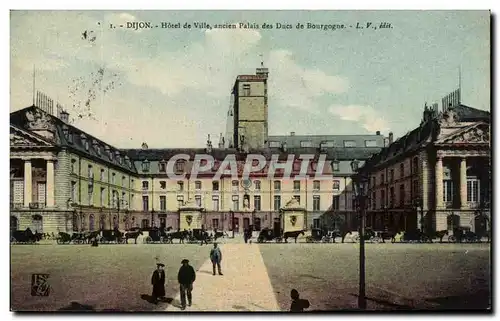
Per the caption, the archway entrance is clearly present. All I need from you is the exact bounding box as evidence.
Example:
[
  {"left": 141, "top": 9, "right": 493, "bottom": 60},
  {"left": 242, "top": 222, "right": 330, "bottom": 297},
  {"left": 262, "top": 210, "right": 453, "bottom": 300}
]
[
  {"left": 32, "top": 215, "right": 43, "bottom": 233},
  {"left": 446, "top": 213, "right": 460, "bottom": 231},
  {"left": 10, "top": 216, "right": 18, "bottom": 231},
  {"left": 474, "top": 214, "right": 489, "bottom": 236}
]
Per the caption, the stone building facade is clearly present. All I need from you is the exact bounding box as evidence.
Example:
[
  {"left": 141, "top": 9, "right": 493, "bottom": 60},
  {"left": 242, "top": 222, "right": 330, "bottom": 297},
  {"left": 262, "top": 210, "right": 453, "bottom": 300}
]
[
  {"left": 358, "top": 103, "right": 491, "bottom": 235},
  {"left": 10, "top": 66, "right": 385, "bottom": 235}
]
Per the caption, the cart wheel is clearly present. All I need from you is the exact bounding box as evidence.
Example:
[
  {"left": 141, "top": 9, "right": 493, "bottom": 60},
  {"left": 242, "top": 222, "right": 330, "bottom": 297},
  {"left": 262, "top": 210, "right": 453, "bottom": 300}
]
[
  {"left": 145, "top": 236, "right": 152, "bottom": 244},
  {"left": 372, "top": 237, "right": 380, "bottom": 243},
  {"left": 448, "top": 235, "right": 456, "bottom": 243},
  {"left": 353, "top": 235, "right": 360, "bottom": 243},
  {"left": 391, "top": 237, "right": 396, "bottom": 243}
]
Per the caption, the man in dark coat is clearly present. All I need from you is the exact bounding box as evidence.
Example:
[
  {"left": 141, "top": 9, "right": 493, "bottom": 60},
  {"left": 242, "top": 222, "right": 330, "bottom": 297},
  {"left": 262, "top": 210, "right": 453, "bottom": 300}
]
[
  {"left": 210, "top": 242, "right": 223, "bottom": 275},
  {"left": 151, "top": 263, "right": 166, "bottom": 304},
  {"left": 290, "top": 289, "right": 310, "bottom": 312},
  {"left": 177, "top": 259, "right": 196, "bottom": 310}
]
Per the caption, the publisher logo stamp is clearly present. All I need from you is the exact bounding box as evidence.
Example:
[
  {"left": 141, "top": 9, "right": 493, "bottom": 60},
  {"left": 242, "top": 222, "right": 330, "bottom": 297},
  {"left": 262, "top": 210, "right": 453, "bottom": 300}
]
[{"left": 31, "top": 273, "right": 50, "bottom": 296}]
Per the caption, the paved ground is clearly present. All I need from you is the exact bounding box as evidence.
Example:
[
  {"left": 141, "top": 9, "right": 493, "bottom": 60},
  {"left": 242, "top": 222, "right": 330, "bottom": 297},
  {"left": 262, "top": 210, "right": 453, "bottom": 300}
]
[
  {"left": 259, "top": 242, "right": 491, "bottom": 311},
  {"left": 10, "top": 238, "right": 491, "bottom": 312}
]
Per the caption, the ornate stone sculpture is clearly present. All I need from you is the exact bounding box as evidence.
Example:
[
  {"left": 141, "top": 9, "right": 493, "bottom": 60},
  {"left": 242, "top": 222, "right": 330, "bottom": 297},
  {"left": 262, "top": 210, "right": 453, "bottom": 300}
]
[
  {"left": 10, "top": 133, "right": 34, "bottom": 146},
  {"left": 26, "top": 109, "right": 55, "bottom": 131},
  {"left": 439, "top": 108, "right": 459, "bottom": 127},
  {"left": 454, "top": 126, "right": 490, "bottom": 144}
]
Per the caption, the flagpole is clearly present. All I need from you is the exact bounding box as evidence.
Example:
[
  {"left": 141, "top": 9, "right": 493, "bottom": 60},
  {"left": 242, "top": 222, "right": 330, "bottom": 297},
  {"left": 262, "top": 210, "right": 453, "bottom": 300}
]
[
  {"left": 32, "top": 65, "right": 36, "bottom": 105},
  {"left": 458, "top": 65, "right": 462, "bottom": 104}
]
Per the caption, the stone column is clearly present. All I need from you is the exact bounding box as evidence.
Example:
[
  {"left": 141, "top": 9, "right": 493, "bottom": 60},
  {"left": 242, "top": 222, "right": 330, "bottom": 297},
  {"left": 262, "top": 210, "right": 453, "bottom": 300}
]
[
  {"left": 460, "top": 158, "right": 468, "bottom": 209},
  {"left": 46, "top": 160, "right": 55, "bottom": 207},
  {"left": 435, "top": 157, "right": 444, "bottom": 209},
  {"left": 23, "top": 160, "right": 32, "bottom": 207}
]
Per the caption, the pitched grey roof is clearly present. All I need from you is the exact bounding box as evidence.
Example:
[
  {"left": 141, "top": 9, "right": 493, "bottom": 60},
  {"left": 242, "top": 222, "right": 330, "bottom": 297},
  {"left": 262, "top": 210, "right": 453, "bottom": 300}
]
[{"left": 268, "top": 134, "right": 385, "bottom": 148}]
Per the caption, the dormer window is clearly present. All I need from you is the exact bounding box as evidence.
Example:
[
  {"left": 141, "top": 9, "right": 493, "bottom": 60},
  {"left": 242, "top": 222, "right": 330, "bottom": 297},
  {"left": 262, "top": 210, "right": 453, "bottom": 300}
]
[
  {"left": 159, "top": 161, "right": 166, "bottom": 173},
  {"left": 62, "top": 125, "right": 69, "bottom": 138},
  {"left": 175, "top": 160, "right": 185, "bottom": 173},
  {"left": 84, "top": 141, "right": 89, "bottom": 151},
  {"left": 68, "top": 131, "right": 74, "bottom": 144},
  {"left": 109, "top": 150, "right": 114, "bottom": 161},
  {"left": 115, "top": 151, "right": 121, "bottom": 164},
  {"left": 331, "top": 159, "right": 340, "bottom": 172},
  {"left": 142, "top": 159, "right": 150, "bottom": 172}
]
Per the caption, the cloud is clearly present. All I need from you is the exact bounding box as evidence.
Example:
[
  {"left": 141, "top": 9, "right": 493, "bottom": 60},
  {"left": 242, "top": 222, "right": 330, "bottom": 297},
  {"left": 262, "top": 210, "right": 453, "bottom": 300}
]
[{"left": 328, "top": 105, "right": 390, "bottom": 133}]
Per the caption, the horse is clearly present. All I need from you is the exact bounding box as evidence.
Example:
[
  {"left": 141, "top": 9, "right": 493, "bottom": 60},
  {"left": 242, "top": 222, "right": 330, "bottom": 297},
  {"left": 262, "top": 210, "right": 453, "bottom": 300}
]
[
  {"left": 11, "top": 228, "right": 40, "bottom": 244},
  {"left": 213, "top": 231, "right": 227, "bottom": 241},
  {"left": 283, "top": 230, "right": 305, "bottom": 243},
  {"left": 124, "top": 229, "right": 143, "bottom": 244},
  {"left": 340, "top": 230, "right": 352, "bottom": 243},
  {"left": 86, "top": 231, "right": 101, "bottom": 244},
  {"left": 166, "top": 230, "right": 188, "bottom": 244},
  {"left": 426, "top": 230, "right": 448, "bottom": 243}
]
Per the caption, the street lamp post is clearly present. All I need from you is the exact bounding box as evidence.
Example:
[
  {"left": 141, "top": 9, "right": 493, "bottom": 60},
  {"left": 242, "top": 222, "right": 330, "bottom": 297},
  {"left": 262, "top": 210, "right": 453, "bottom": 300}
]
[
  {"left": 351, "top": 159, "right": 367, "bottom": 310},
  {"left": 414, "top": 198, "right": 424, "bottom": 233},
  {"left": 230, "top": 210, "right": 235, "bottom": 238}
]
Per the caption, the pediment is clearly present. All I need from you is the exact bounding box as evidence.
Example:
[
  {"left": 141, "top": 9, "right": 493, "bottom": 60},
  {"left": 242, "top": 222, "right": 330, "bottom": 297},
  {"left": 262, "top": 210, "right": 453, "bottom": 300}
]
[
  {"left": 10, "top": 125, "right": 54, "bottom": 148},
  {"left": 437, "top": 122, "right": 490, "bottom": 145}
]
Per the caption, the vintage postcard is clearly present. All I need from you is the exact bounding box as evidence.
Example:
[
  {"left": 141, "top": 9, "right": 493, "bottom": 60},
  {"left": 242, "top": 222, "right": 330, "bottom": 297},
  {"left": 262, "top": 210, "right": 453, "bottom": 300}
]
[{"left": 9, "top": 10, "right": 491, "bottom": 312}]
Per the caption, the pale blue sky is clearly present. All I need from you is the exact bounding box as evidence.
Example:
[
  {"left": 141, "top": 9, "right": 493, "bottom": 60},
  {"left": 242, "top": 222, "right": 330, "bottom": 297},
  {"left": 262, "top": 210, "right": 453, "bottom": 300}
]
[{"left": 10, "top": 10, "right": 490, "bottom": 148}]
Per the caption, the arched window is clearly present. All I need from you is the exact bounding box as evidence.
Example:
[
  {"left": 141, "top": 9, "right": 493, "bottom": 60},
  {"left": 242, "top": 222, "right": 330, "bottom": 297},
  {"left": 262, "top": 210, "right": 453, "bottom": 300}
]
[
  {"left": 99, "top": 215, "right": 105, "bottom": 230},
  {"left": 89, "top": 214, "right": 95, "bottom": 231},
  {"left": 72, "top": 213, "right": 78, "bottom": 232}
]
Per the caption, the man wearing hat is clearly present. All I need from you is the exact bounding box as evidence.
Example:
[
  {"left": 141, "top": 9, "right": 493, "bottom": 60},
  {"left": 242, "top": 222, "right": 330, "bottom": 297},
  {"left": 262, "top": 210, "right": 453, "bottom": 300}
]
[
  {"left": 151, "top": 263, "right": 166, "bottom": 304},
  {"left": 210, "top": 242, "right": 223, "bottom": 276},
  {"left": 177, "top": 259, "right": 196, "bottom": 310}
]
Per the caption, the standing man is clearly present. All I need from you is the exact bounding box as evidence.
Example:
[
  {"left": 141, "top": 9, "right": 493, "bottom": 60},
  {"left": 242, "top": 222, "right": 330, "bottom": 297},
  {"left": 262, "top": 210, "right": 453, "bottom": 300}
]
[
  {"left": 151, "top": 263, "right": 166, "bottom": 304},
  {"left": 177, "top": 259, "right": 196, "bottom": 310},
  {"left": 210, "top": 242, "right": 223, "bottom": 276}
]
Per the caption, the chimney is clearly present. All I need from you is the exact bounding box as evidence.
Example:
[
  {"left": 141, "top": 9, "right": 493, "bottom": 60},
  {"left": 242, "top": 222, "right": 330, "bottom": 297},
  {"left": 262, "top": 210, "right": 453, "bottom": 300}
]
[
  {"left": 60, "top": 110, "right": 69, "bottom": 124},
  {"left": 290, "top": 132, "right": 295, "bottom": 136},
  {"left": 376, "top": 131, "right": 381, "bottom": 136},
  {"left": 388, "top": 132, "right": 394, "bottom": 144}
]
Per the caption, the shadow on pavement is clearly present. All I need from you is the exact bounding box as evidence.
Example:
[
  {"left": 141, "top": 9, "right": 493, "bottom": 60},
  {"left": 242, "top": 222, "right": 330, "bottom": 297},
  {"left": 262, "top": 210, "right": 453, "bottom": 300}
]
[
  {"left": 140, "top": 294, "right": 177, "bottom": 306},
  {"left": 425, "top": 291, "right": 491, "bottom": 310},
  {"left": 198, "top": 270, "right": 214, "bottom": 275},
  {"left": 232, "top": 304, "right": 251, "bottom": 311},
  {"left": 57, "top": 301, "right": 96, "bottom": 311},
  {"left": 349, "top": 293, "right": 413, "bottom": 310}
]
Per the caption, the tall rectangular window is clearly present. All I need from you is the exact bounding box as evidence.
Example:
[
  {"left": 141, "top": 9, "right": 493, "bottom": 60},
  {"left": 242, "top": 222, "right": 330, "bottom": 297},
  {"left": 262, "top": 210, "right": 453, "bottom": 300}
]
[
  {"left": 313, "top": 195, "right": 320, "bottom": 211},
  {"left": 71, "top": 159, "right": 76, "bottom": 174},
  {"left": 88, "top": 165, "right": 93, "bottom": 179},
  {"left": 313, "top": 180, "right": 320, "bottom": 191},
  {"left": 274, "top": 195, "right": 281, "bottom": 211},
  {"left": 142, "top": 196, "right": 149, "bottom": 212},
  {"left": 467, "top": 179, "right": 480, "bottom": 203},
  {"left": 380, "top": 190, "right": 385, "bottom": 207},
  {"left": 195, "top": 181, "right": 202, "bottom": 190},
  {"left": 254, "top": 195, "right": 261, "bottom": 211},
  {"left": 254, "top": 180, "right": 261, "bottom": 191},
  {"left": 242, "top": 84, "right": 251, "bottom": 96},
  {"left": 195, "top": 195, "right": 202, "bottom": 207},
  {"left": 159, "top": 162, "right": 166, "bottom": 173},
  {"left": 274, "top": 180, "right": 281, "bottom": 191},
  {"left": 100, "top": 187, "right": 105, "bottom": 207},
  {"left": 212, "top": 218, "right": 219, "bottom": 230},
  {"left": 333, "top": 180, "right": 340, "bottom": 191},
  {"left": 293, "top": 180, "right": 301, "bottom": 191},
  {"left": 332, "top": 196, "right": 340, "bottom": 210},
  {"left": 294, "top": 195, "right": 301, "bottom": 205},
  {"left": 88, "top": 184, "right": 94, "bottom": 205},
  {"left": 212, "top": 181, "right": 219, "bottom": 191},
  {"left": 400, "top": 163, "right": 405, "bottom": 179},
  {"left": 212, "top": 196, "right": 219, "bottom": 211},
  {"left": 232, "top": 180, "right": 239, "bottom": 192},
  {"left": 444, "top": 180, "right": 454, "bottom": 203},
  {"left": 159, "top": 196, "right": 166, "bottom": 211},
  {"left": 413, "top": 180, "right": 419, "bottom": 198},
  {"left": 71, "top": 181, "right": 77, "bottom": 202},
  {"left": 389, "top": 187, "right": 394, "bottom": 207},
  {"left": 399, "top": 184, "right": 405, "bottom": 206},
  {"left": 313, "top": 218, "right": 320, "bottom": 229},
  {"left": 177, "top": 196, "right": 184, "bottom": 208},
  {"left": 177, "top": 181, "right": 184, "bottom": 192},
  {"left": 232, "top": 199, "right": 239, "bottom": 211},
  {"left": 100, "top": 169, "right": 105, "bottom": 181},
  {"left": 111, "top": 173, "right": 116, "bottom": 185}
]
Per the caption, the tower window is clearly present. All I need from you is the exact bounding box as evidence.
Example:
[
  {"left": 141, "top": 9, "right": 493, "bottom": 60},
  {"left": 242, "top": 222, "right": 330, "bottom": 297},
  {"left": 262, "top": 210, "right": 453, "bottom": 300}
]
[{"left": 242, "top": 84, "right": 251, "bottom": 96}]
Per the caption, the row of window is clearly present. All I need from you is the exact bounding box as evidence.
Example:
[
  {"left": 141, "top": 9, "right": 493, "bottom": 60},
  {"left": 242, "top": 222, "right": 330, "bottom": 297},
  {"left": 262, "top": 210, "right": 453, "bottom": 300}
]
[
  {"left": 71, "top": 161, "right": 134, "bottom": 188},
  {"left": 141, "top": 180, "right": 343, "bottom": 192},
  {"left": 371, "top": 157, "right": 419, "bottom": 187},
  {"left": 443, "top": 179, "right": 481, "bottom": 203},
  {"left": 71, "top": 182, "right": 132, "bottom": 208},
  {"left": 142, "top": 159, "right": 343, "bottom": 173},
  {"left": 268, "top": 140, "right": 378, "bottom": 148},
  {"left": 141, "top": 194, "right": 335, "bottom": 212}
]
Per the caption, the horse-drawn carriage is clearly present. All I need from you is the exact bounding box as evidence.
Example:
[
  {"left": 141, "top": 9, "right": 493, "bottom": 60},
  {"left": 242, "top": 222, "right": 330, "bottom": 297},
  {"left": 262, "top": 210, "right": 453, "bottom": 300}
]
[
  {"left": 306, "top": 228, "right": 334, "bottom": 243},
  {"left": 10, "top": 228, "right": 42, "bottom": 244},
  {"left": 144, "top": 228, "right": 169, "bottom": 244},
  {"left": 187, "top": 229, "right": 212, "bottom": 244},
  {"left": 99, "top": 229, "right": 125, "bottom": 244},
  {"left": 448, "top": 227, "right": 483, "bottom": 243},
  {"left": 257, "top": 228, "right": 282, "bottom": 243},
  {"left": 351, "top": 228, "right": 382, "bottom": 243}
]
